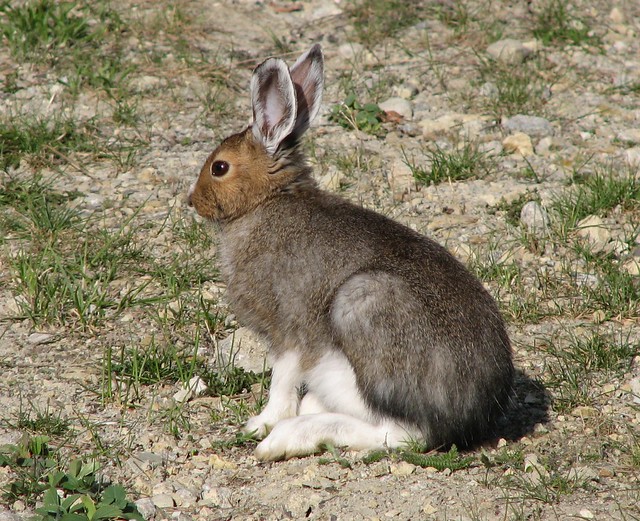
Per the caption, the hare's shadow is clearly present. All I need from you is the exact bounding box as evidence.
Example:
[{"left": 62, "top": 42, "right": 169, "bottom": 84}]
[{"left": 492, "top": 368, "right": 551, "bottom": 443}]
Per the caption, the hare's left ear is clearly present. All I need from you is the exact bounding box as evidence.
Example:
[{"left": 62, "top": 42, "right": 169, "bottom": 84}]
[
  {"left": 289, "top": 44, "right": 324, "bottom": 140},
  {"left": 251, "top": 57, "right": 297, "bottom": 155}
]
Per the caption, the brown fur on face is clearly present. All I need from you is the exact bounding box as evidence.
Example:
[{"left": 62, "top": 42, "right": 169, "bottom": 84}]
[{"left": 189, "top": 128, "right": 306, "bottom": 222}]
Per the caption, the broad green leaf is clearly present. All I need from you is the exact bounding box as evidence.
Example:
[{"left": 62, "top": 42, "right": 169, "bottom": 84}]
[{"left": 93, "top": 504, "right": 124, "bottom": 520}]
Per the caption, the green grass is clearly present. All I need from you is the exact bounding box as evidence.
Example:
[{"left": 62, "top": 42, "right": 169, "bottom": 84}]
[
  {"left": 475, "top": 56, "right": 548, "bottom": 118},
  {"left": 551, "top": 165, "right": 640, "bottom": 237},
  {"left": 0, "top": 114, "right": 99, "bottom": 170},
  {"left": 0, "top": 0, "right": 94, "bottom": 62},
  {"left": 531, "top": 0, "right": 598, "bottom": 47},
  {"left": 540, "top": 328, "right": 638, "bottom": 412},
  {"left": 490, "top": 190, "right": 542, "bottom": 228},
  {"left": 346, "top": 0, "right": 428, "bottom": 47},
  {"left": 8, "top": 402, "right": 71, "bottom": 438},
  {"left": 0, "top": 174, "right": 157, "bottom": 327},
  {"left": 404, "top": 140, "right": 494, "bottom": 186}
]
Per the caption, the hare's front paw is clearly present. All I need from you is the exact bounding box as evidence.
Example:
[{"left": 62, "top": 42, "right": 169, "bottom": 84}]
[
  {"left": 243, "top": 414, "right": 273, "bottom": 439},
  {"left": 254, "top": 416, "right": 321, "bottom": 461}
]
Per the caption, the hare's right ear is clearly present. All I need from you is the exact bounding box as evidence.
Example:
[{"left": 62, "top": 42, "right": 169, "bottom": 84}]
[
  {"left": 251, "top": 58, "right": 297, "bottom": 155},
  {"left": 289, "top": 44, "right": 324, "bottom": 140}
]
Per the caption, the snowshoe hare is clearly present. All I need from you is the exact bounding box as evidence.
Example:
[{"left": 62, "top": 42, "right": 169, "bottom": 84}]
[{"left": 188, "top": 44, "right": 514, "bottom": 461}]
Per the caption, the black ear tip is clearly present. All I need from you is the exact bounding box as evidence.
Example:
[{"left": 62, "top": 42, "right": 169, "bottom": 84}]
[{"left": 309, "top": 43, "right": 322, "bottom": 57}]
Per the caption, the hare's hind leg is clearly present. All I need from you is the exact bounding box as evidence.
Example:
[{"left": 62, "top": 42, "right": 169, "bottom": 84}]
[
  {"left": 254, "top": 413, "right": 418, "bottom": 461},
  {"left": 244, "top": 350, "right": 302, "bottom": 438},
  {"left": 255, "top": 350, "right": 422, "bottom": 461}
]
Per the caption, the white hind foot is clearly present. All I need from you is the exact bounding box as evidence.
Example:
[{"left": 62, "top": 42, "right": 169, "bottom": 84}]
[
  {"left": 244, "top": 351, "right": 302, "bottom": 438},
  {"left": 254, "top": 413, "right": 420, "bottom": 461}
]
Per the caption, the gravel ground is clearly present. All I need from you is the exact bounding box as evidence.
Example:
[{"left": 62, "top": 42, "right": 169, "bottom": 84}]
[{"left": 1, "top": 0, "right": 639, "bottom": 520}]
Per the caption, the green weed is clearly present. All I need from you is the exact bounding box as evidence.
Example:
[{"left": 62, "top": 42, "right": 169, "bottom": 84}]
[
  {"left": 0, "top": 435, "right": 142, "bottom": 520},
  {"left": 400, "top": 445, "right": 474, "bottom": 472},
  {"left": 330, "top": 93, "right": 383, "bottom": 135},
  {"left": 551, "top": 165, "right": 640, "bottom": 237}
]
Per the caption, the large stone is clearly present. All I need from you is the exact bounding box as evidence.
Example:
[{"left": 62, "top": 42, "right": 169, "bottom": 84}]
[
  {"left": 576, "top": 215, "right": 612, "bottom": 252},
  {"left": 503, "top": 115, "right": 554, "bottom": 137},
  {"left": 486, "top": 39, "right": 532, "bottom": 64},
  {"left": 379, "top": 97, "right": 413, "bottom": 120},
  {"left": 617, "top": 128, "right": 640, "bottom": 145},
  {"left": 216, "top": 327, "right": 269, "bottom": 373},
  {"left": 520, "top": 201, "right": 549, "bottom": 233},
  {"left": 502, "top": 132, "right": 534, "bottom": 156}
]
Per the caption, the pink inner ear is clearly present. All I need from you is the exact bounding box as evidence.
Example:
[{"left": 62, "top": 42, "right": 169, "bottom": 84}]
[{"left": 265, "top": 95, "right": 285, "bottom": 132}]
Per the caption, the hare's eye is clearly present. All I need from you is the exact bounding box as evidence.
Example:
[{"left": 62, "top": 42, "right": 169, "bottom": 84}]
[{"left": 211, "top": 160, "right": 229, "bottom": 177}]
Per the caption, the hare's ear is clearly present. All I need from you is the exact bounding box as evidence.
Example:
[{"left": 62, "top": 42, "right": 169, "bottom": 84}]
[
  {"left": 289, "top": 44, "right": 324, "bottom": 140},
  {"left": 251, "top": 58, "right": 297, "bottom": 154}
]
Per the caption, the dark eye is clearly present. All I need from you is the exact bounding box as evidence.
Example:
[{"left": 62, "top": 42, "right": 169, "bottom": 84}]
[{"left": 211, "top": 160, "right": 229, "bottom": 177}]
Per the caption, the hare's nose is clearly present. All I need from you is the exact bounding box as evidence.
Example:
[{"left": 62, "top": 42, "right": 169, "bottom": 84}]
[{"left": 186, "top": 183, "right": 196, "bottom": 207}]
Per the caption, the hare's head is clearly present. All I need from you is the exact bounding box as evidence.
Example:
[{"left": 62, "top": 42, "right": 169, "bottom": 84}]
[{"left": 188, "top": 44, "right": 324, "bottom": 221}]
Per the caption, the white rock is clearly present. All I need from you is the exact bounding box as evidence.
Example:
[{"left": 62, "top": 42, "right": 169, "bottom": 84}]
[
  {"left": 151, "top": 494, "right": 174, "bottom": 509},
  {"left": 609, "top": 7, "right": 625, "bottom": 24},
  {"left": 337, "top": 42, "right": 364, "bottom": 61},
  {"left": 617, "top": 128, "right": 640, "bottom": 144},
  {"left": 134, "top": 498, "right": 157, "bottom": 520},
  {"left": 520, "top": 201, "right": 549, "bottom": 233},
  {"left": 486, "top": 39, "right": 532, "bottom": 64},
  {"left": 216, "top": 327, "right": 269, "bottom": 373},
  {"left": 503, "top": 115, "right": 554, "bottom": 137},
  {"left": 625, "top": 147, "right": 640, "bottom": 165},
  {"left": 622, "top": 258, "right": 640, "bottom": 276},
  {"left": 173, "top": 376, "right": 208, "bottom": 403},
  {"left": 536, "top": 136, "right": 554, "bottom": 155},
  {"left": 132, "top": 75, "right": 163, "bottom": 92},
  {"left": 389, "top": 159, "right": 415, "bottom": 197},
  {"left": 576, "top": 215, "right": 612, "bottom": 252},
  {"left": 378, "top": 97, "right": 413, "bottom": 120},
  {"left": 319, "top": 168, "right": 345, "bottom": 191},
  {"left": 502, "top": 132, "right": 534, "bottom": 156},
  {"left": 27, "top": 333, "right": 56, "bottom": 345},
  {"left": 629, "top": 376, "right": 640, "bottom": 404},
  {"left": 390, "top": 461, "right": 416, "bottom": 476}
]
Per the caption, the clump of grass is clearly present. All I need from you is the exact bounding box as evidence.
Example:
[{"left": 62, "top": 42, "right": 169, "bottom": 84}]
[
  {"left": 404, "top": 141, "right": 494, "bottom": 186},
  {"left": 0, "top": 115, "right": 98, "bottom": 170},
  {"left": 346, "top": 0, "right": 427, "bottom": 46},
  {"left": 1, "top": 174, "right": 156, "bottom": 327},
  {"left": 0, "top": 0, "right": 93, "bottom": 62},
  {"left": 532, "top": 0, "right": 597, "bottom": 46},
  {"left": 551, "top": 165, "right": 640, "bottom": 236},
  {"left": 490, "top": 190, "right": 542, "bottom": 227},
  {"left": 9, "top": 402, "right": 71, "bottom": 438},
  {"left": 540, "top": 328, "right": 638, "bottom": 412},
  {"left": 475, "top": 57, "right": 548, "bottom": 118}
]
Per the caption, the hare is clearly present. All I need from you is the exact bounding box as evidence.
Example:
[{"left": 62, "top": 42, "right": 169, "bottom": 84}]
[{"left": 188, "top": 44, "right": 514, "bottom": 461}]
